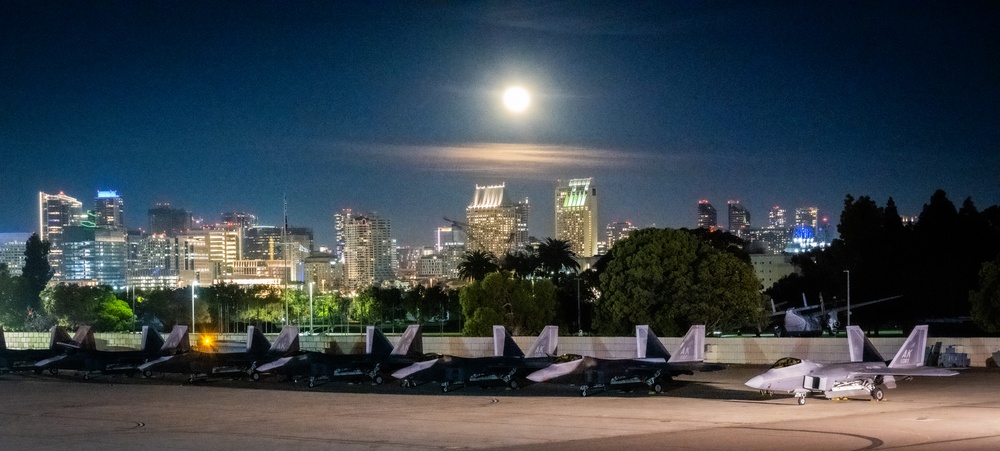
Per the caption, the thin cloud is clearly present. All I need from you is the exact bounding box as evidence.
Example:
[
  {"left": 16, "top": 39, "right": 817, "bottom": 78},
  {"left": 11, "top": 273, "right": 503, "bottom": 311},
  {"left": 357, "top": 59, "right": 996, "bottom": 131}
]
[{"left": 345, "top": 142, "right": 646, "bottom": 177}]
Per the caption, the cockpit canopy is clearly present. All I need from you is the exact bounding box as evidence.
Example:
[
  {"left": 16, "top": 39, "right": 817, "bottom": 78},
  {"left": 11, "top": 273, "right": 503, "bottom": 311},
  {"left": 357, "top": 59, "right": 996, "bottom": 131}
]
[{"left": 770, "top": 357, "right": 802, "bottom": 369}]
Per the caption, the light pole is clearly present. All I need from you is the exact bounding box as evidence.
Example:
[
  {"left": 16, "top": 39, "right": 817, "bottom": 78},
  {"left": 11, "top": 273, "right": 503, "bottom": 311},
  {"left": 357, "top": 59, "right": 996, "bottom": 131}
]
[
  {"left": 191, "top": 280, "right": 197, "bottom": 334},
  {"left": 843, "top": 270, "right": 851, "bottom": 327},
  {"left": 576, "top": 276, "right": 582, "bottom": 336},
  {"left": 309, "top": 281, "right": 315, "bottom": 334}
]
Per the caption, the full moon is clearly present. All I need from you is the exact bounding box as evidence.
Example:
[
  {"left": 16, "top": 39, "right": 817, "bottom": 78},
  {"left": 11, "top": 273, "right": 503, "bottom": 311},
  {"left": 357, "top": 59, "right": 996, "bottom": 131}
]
[{"left": 503, "top": 86, "right": 531, "bottom": 112}]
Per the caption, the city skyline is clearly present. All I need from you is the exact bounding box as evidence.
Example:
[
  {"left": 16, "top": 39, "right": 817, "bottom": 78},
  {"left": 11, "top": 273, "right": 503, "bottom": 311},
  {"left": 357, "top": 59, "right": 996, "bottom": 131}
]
[{"left": 3, "top": 2, "right": 997, "bottom": 247}]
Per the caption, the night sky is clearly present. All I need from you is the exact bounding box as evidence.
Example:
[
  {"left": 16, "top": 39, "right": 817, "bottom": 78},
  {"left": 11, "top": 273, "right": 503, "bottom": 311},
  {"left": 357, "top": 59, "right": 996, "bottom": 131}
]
[{"left": 3, "top": 1, "right": 998, "bottom": 247}]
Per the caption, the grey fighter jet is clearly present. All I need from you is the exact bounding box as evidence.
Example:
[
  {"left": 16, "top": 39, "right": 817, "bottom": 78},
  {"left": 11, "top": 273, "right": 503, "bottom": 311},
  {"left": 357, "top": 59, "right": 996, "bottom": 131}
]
[
  {"left": 0, "top": 325, "right": 76, "bottom": 373},
  {"left": 745, "top": 325, "right": 958, "bottom": 405},
  {"left": 254, "top": 324, "right": 424, "bottom": 387},
  {"left": 392, "top": 325, "right": 558, "bottom": 392},
  {"left": 33, "top": 325, "right": 188, "bottom": 378},
  {"left": 526, "top": 325, "right": 722, "bottom": 396},
  {"left": 139, "top": 325, "right": 298, "bottom": 382}
]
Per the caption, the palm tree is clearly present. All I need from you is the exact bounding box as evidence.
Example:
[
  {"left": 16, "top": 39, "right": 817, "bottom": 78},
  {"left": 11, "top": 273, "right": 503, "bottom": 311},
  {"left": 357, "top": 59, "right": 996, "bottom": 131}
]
[
  {"left": 457, "top": 250, "right": 499, "bottom": 282},
  {"left": 536, "top": 238, "right": 580, "bottom": 281},
  {"left": 500, "top": 251, "right": 539, "bottom": 279}
]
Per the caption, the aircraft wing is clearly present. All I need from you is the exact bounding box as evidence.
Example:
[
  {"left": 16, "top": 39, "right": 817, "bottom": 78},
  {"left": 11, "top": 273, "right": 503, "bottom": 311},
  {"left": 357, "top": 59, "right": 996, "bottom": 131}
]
[
  {"left": 848, "top": 367, "right": 959, "bottom": 378},
  {"left": 255, "top": 355, "right": 296, "bottom": 373}
]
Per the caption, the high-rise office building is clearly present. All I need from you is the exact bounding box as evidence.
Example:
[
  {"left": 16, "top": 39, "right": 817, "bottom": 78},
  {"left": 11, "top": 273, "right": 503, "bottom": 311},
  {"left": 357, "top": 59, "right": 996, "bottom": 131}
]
[
  {"left": 605, "top": 221, "right": 637, "bottom": 252},
  {"left": 768, "top": 205, "right": 786, "bottom": 229},
  {"left": 697, "top": 200, "right": 717, "bottom": 229},
  {"left": 435, "top": 226, "right": 465, "bottom": 280},
  {"left": 728, "top": 200, "right": 751, "bottom": 236},
  {"left": 0, "top": 233, "right": 31, "bottom": 276},
  {"left": 465, "top": 183, "right": 530, "bottom": 257},
  {"left": 795, "top": 207, "right": 819, "bottom": 229},
  {"left": 148, "top": 203, "right": 191, "bottom": 236},
  {"left": 555, "top": 178, "right": 598, "bottom": 257},
  {"left": 221, "top": 211, "right": 258, "bottom": 230},
  {"left": 342, "top": 212, "right": 394, "bottom": 290},
  {"left": 333, "top": 208, "right": 351, "bottom": 263},
  {"left": 126, "top": 233, "right": 182, "bottom": 290},
  {"left": 60, "top": 226, "right": 127, "bottom": 288},
  {"left": 94, "top": 190, "right": 124, "bottom": 230},
  {"left": 39, "top": 191, "right": 84, "bottom": 280}
]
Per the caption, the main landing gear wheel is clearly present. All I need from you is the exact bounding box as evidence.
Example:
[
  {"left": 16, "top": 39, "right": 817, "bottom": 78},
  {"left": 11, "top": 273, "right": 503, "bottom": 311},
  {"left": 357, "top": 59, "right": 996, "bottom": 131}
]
[
  {"left": 49, "top": 368, "right": 58, "bottom": 376},
  {"left": 373, "top": 375, "right": 384, "bottom": 385},
  {"left": 652, "top": 383, "right": 663, "bottom": 394},
  {"left": 871, "top": 387, "right": 885, "bottom": 402},
  {"left": 508, "top": 379, "right": 519, "bottom": 390},
  {"left": 142, "top": 369, "right": 153, "bottom": 378},
  {"left": 797, "top": 395, "right": 807, "bottom": 405},
  {"left": 251, "top": 371, "right": 261, "bottom": 381}
]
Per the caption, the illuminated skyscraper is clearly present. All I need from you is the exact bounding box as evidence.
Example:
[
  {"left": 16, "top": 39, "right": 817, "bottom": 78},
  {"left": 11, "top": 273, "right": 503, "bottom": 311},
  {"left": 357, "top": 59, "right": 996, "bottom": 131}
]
[
  {"left": 94, "top": 190, "right": 124, "bottom": 230},
  {"left": 605, "top": 220, "right": 637, "bottom": 252},
  {"left": 697, "top": 200, "right": 717, "bottom": 229},
  {"left": 728, "top": 200, "right": 751, "bottom": 236},
  {"left": 465, "top": 184, "right": 530, "bottom": 257},
  {"left": 39, "top": 191, "right": 84, "bottom": 280},
  {"left": 342, "top": 212, "right": 394, "bottom": 290},
  {"left": 795, "top": 207, "right": 819, "bottom": 229},
  {"left": 148, "top": 203, "right": 191, "bottom": 236},
  {"left": 555, "top": 178, "right": 598, "bottom": 257},
  {"left": 0, "top": 233, "right": 31, "bottom": 276},
  {"left": 768, "top": 205, "right": 786, "bottom": 228}
]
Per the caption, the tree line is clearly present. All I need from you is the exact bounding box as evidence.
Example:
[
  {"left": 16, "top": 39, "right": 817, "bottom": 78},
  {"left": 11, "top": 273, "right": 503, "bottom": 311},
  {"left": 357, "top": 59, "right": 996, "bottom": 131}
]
[{"left": 766, "top": 189, "right": 1000, "bottom": 334}]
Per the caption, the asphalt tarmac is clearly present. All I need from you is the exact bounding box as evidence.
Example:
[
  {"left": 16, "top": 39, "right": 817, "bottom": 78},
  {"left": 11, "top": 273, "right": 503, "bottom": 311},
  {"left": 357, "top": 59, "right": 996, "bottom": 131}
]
[{"left": 1, "top": 365, "right": 998, "bottom": 450}]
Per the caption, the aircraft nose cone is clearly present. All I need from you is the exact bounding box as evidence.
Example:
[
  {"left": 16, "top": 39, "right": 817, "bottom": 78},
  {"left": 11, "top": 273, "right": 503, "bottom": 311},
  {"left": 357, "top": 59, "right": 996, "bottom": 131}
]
[{"left": 745, "top": 375, "right": 765, "bottom": 389}]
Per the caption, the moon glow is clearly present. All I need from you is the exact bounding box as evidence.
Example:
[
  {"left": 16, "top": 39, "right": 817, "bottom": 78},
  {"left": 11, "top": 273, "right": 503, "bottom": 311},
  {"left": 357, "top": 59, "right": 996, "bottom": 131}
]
[{"left": 503, "top": 86, "right": 531, "bottom": 112}]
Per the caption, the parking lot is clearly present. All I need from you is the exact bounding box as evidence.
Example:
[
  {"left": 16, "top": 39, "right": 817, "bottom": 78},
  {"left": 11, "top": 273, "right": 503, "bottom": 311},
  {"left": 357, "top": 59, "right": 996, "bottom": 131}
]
[{"left": 2, "top": 365, "right": 999, "bottom": 450}]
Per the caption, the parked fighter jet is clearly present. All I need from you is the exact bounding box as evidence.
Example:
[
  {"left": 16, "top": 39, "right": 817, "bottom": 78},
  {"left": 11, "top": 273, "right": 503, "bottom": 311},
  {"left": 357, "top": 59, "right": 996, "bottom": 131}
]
[
  {"left": 0, "top": 325, "right": 76, "bottom": 373},
  {"left": 139, "top": 325, "right": 299, "bottom": 382},
  {"left": 744, "top": 325, "right": 958, "bottom": 405},
  {"left": 255, "top": 324, "right": 424, "bottom": 387},
  {"left": 526, "top": 325, "right": 721, "bottom": 396},
  {"left": 33, "top": 325, "right": 187, "bottom": 379},
  {"left": 392, "top": 325, "right": 558, "bottom": 392},
  {"left": 770, "top": 294, "right": 901, "bottom": 337}
]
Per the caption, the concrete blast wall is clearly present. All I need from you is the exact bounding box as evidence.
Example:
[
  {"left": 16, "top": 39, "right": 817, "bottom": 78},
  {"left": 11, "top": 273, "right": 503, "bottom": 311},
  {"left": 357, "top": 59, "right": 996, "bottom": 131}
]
[{"left": 6, "top": 331, "right": 999, "bottom": 367}]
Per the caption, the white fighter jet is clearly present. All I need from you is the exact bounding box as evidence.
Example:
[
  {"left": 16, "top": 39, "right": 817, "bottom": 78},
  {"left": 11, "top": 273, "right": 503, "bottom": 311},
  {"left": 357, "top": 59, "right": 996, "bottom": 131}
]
[{"left": 745, "top": 325, "right": 958, "bottom": 405}]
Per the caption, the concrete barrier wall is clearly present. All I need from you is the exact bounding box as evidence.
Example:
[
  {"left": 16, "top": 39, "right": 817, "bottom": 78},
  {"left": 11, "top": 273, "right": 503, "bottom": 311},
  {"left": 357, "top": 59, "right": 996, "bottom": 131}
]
[{"left": 6, "top": 331, "right": 1000, "bottom": 367}]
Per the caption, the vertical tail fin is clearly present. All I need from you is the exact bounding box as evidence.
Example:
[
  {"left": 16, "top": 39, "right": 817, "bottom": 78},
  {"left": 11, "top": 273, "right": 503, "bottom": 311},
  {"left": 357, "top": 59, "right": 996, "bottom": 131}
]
[
  {"left": 668, "top": 325, "right": 705, "bottom": 363},
  {"left": 888, "top": 325, "right": 929, "bottom": 368},
  {"left": 162, "top": 325, "right": 190, "bottom": 353},
  {"left": 366, "top": 326, "right": 393, "bottom": 355},
  {"left": 493, "top": 325, "right": 525, "bottom": 358},
  {"left": 270, "top": 326, "right": 300, "bottom": 354},
  {"left": 140, "top": 326, "right": 166, "bottom": 353},
  {"left": 246, "top": 326, "right": 271, "bottom": 354},
  {"left": 73, "top": 326, "right": 96, "bottom": 350},
  {"left": 525, "top": 325, "right": 558, "bottom": 358},
  {"left": 390, "top": 324, "right": 423, "bottom": 356},
  {"left": 636, "top": 325, "right": 672, "bottom": 359},
  {"left": 49, "top": 326, "right": 72, "bottom": 350},
  {"left": 847, "top": 326, "right": 885, "bottom": 362}
]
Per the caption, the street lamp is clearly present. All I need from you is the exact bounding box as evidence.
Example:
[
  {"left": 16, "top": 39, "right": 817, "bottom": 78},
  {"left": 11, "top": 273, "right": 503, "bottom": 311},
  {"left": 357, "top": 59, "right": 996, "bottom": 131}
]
[
  {"left": 576, "top": 276, "right": 582, "bottom": 336},
  {"left": 309, "top": 281, "right": 315, "bottom": 334},
  {"left": 191, "top": 280, "right": 198, "bottom": 334},
  {"left": 843, "top": 270, "right": 851, "bottom": 327}
]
